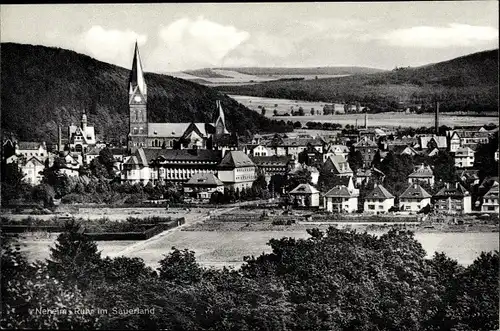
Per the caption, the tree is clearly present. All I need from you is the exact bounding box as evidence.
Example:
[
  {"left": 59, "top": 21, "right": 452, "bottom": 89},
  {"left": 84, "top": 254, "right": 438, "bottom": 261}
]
[
  {"left": 430, "top": 151, "right": 456, "bottom": 183},
  {"left": 0, "top": 161, "right": 31, "bottom": 205},
  {"left": 347, "top": 146, "right": 364, "bottom": 173},
  {"left": 293, "top": 121, "right": 302, "bottom": 129},
  {"left": 310, "top": 108, "right": 315, "bottom": 115},
  {"left": 273, "top": 109, "right": 278, "bottom": 116},
  {"left": 379, "top": 151, "right": 414, "bottom": 194},
  {"left": 474, "top": 135, "right": 499, "bottom": 181},
  {"left": 298, "top": 107, "right": 305, "bottom": 116},
  {"left": 285, "top": 168, "right": 312, "bottom": 192},
  {"left": 261, "top": 107, "right": 266, "bottom": 116},
  {"left": 158, "top": 247, "right": 203, "bottom": 285}
]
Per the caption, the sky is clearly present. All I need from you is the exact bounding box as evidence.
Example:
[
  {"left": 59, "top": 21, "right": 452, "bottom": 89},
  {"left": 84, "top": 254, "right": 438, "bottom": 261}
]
[{"left": 1, "top": 2, "right": 498, "bottom": 72}]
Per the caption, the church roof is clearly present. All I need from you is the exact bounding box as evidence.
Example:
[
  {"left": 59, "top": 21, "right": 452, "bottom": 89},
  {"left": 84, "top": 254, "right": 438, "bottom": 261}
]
[
  {"left": 148, "top": 123, "right": 208, "bottom": 138},
  {"left": 366, "top": 184, "right": 394, "bottom": 199},
  {"left": 400, "top": 184, "right": 432, "bottom": 199},
  {"left": 129, "top": 42, "right": 147, "bottom": 96},
  {"left": 214, "top": 100, "right": 229, "bottom": 134},
  {"left": 218, "top": 151, "right": 255, "bottom": 169}
]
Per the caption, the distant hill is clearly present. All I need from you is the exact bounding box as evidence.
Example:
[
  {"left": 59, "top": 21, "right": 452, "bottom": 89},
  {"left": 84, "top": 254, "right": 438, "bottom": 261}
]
[
  {"left": 211, "top": 66, "right": 386, "bottom": 76},
  {"left": 217, "top": 49, "right": 499, "bottom": 113},
  {"left": 0, "top": 43, "right": 280, "bottom": 144}
]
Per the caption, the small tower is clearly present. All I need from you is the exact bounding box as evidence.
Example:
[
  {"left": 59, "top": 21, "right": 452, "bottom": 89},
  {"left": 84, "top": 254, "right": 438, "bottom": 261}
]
[
  {"left": 128, "top": 41, "right": 148, "bottom": 153},
  {"left": 81, "top": 110, "right": 87, "bottom": 132}
]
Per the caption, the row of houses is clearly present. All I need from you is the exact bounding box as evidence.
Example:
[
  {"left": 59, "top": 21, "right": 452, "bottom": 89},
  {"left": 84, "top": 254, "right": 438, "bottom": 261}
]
[{"left": 289, "top": 180, "right": 499, "bottom": 214}]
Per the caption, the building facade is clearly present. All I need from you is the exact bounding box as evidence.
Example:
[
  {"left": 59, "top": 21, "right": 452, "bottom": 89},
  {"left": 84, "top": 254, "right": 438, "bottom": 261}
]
[
  {"left": 217, "top": 151, "right": 257, "bottom": 190},
  {"left": 399, "top": 183, "right": 432, "bottom": 212},
  {"left": 364, "top": 184, "right": 395, "bottom": 214}
]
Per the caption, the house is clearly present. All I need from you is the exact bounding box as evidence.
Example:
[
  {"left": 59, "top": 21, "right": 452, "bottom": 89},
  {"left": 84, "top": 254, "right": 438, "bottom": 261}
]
[
  {"left": 408, "top": 164, "right": 435, "bottom": 187},
  {"left": 246, "top": 144, "right": 273, "bottom": 157},
  {"left": 454, "top": 146, "right": 475, "bottom": 168},
  {"left": 15, "top": 141, "right": 48, "bottom": 162},
  {"left": 250, "top": 155, "right": 292, "bottom": 185},
  {"left": 68, "top": 111, "right": 97, "bottom": 153},
  {"left": 19, "top": 156, "right": 45, "bottom": 185},
  {"left": 353, "top": 136, "right": 378, "bottom": 168},
  {"left": 298, "top": 143, "right": 324, "bottom": 168},
  {"left": 323, "top": 144, "right": 349, "bottom": 162},
  {"left": 323, "top": 155, "right": 353, "bottom": 179},
  {"left": 399, "top": 183, "right": 432, "bottom": 213},
  {"left": 388, "top": 145, "right": 418, "bottom": 156},
  {"left": 446, "top": 130, "right": 489, "bottom": 150},
  {"left": 217, "top": 151, "right": 257, "bottom": 190},
  {"left": 417, "top": 135, "right": 447, "bottom": 151},
  {"left": 324, "top": 177, "right": 359, "bottom": 213},
  {"left": 456, "top": 169, "right": 480, "bottom": 189},
  {"left": 183, "top": 173, "right": 225, "bottom": 203},
  {"left": 355, "top": 167, "right": 385, "bottom": 186},
  {"left": 481, "top": 183, "right": 499, "bottom": 213},
  {"left": 364, "top": 184, "right": 395, "bottom": 214},
  {"left": 289, "top": 183, "right": 320, "bottom": 207},
  {"left": 433, "top": 182, "right": 472, "bottom": 214},
  {"left": 267, "top": 137, "right": 324, "bottom": 158}
]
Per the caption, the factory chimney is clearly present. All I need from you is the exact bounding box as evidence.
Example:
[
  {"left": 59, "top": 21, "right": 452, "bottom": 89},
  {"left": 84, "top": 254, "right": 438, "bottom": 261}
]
[
  {"left": 435, "top": 101, "right": 440, "bottom": 135},
  {"left": 58, "top": 125, "right": 62, "bottom": 152},
  {"left": 364, "top": 111, "right": 368, "bottom": 129}
]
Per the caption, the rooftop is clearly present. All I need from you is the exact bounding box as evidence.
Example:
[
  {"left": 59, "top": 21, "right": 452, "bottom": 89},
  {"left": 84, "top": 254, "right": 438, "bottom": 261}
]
[{"left": 289, "top": 183, "right": 320, "bottom": 195}]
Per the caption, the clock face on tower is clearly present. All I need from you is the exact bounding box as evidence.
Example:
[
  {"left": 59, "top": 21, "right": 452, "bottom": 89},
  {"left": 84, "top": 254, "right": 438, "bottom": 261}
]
[{"left": 134, "top": 95, "right": 142, "bottom": 102}]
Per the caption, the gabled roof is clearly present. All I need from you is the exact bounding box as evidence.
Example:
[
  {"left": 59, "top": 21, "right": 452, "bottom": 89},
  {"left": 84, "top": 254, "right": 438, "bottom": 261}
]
[
  {"left": 250, "top": 155, "right": 291, "bottom": 166},
  {"left": 17, "top": 141, "right": 45, "bottom": 150},
  {"left": 324, "top": 144, "right": 349, "bottom": 154},
  {"left": 218, "top": 151, "right": 255, "bottom": 169},
  {"left": 324, "top": 185, "right": 358, "bottom": 198},
  {"left": 289, "top": 183, "right": 319, "bottom": 195},
  {"left": 353, "top": 137, "right": 378, "bottom": 148},
  {"left": 390, "top": 145, "right": 417, "bottom": 155},
  {"left": 148, "top": 123, "right": 208, "bottom": 138},
  {"left": 483, "top": 183, "right": 499, "bottom": 198},
  {"left": 325, "top": 155, "right": 353, "bottom": 174},
  {"left": 184, "top": 173, "right": 224, "bottom": 187},
  {"left": 479, "top": 176, "right": 499, "bottom": 190},
  {"left": 434, "top": 183, "right": 470, "bottom": 198},
  {"left": 400, "top": 184, "right": 432, "bottom": 199},
  {"left": 366, "top": 184, "right": 394, "bottom": 199},
  {"left": 409, "top": 165, "right": 434, "bottom": 178},
  {"left": 419, "top": 135, "right": 447, "bottom": 149}
]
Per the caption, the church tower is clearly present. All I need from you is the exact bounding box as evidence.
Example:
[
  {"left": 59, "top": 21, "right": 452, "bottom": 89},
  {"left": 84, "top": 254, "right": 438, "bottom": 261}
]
[{"left": 128, "top": 42, "right": 148, "bottom": 153}]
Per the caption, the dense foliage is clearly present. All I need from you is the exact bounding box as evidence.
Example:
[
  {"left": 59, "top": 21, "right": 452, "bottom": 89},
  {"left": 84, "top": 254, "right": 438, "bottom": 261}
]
[
  {"left": 1, "top": 43, "right": 289, "bottom": 143},
  {"left": 218, "top": 49, "right": 499, "bottom": 113},
  {"left": 2, "top": 226, "right": 498, "bottom": 330}
]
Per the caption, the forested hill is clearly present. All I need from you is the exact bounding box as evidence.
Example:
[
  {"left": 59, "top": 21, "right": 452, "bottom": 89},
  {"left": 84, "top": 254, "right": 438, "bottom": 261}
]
[
  {"left": 0, "top": 43, "right": 275, "bottom": 143},
  {"left": 218, "top": 49, "right": 499, "bottom": 113}
]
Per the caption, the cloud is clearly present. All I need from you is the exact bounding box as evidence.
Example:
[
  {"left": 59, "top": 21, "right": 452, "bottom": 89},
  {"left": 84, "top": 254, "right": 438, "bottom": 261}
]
[
  {"left": 150, "top": 16, "right": 249, "bottom": 71},
  {"left": 76, "top": 25, "right": 147, "bottom": 68},
  {"left": 374, "top": 24, "right": 499, "bottom": 48}
]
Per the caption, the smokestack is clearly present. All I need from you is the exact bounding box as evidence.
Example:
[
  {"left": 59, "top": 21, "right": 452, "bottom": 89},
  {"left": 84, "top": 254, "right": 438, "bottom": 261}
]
[
  {"left": 364, "top": 111, "right": 368, "bottom": 129},
  {"left": 435, "top": 101, "right": 440, "bottom": 135},
  {"left": 58, "top": 125, "right": 62, "bottom": 152}
]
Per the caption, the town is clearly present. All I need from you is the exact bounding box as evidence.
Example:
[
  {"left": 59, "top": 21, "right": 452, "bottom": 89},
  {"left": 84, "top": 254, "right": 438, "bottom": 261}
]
[
  {"left": 2, "top": 43, "right": 499, "bottom": 216},
  {"left": 1, "top": 3, "right": 498, "bottom": 330}
]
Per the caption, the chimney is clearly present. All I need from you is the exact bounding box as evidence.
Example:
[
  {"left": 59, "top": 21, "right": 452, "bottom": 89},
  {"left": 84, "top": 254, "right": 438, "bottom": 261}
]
[
  {"left": 58, "top": 125, "right": 62, "bottom": 152},
  {"left": 364, "top": 111, "right": 368, "bottom": 128},
  {"left": 435, "top": 101, "right": 440, "bottom": 135}
]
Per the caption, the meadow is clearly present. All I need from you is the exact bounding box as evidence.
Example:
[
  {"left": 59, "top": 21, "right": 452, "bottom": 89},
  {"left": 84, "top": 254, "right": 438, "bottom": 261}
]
[{"left": 230, "top": 94, "right": 499, "bottom": 128}]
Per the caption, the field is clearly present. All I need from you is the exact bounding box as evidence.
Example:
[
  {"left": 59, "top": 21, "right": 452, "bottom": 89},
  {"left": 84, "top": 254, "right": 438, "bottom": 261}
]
[
  {"left": 230, "top": 95, "right": 499, "bottom": 128},
  {"left": 165, "top": 70, "right": 348, "bottom": 87}
]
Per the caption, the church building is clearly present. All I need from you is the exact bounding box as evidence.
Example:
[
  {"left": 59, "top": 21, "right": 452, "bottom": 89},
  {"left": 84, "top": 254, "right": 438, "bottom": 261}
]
[{"left": 127, "top": 42, "right": 236, "bottom": 153}]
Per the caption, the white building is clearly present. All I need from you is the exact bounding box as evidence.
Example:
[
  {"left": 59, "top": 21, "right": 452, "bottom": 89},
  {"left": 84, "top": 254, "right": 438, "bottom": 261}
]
[
  {"left": 289, "top": 183, "right": 320, "bottom": 207},
  {"left": 399, "top": 183, "right": 432, "bottom": 213},
  {"left": 364, "top": 184, "right": 395, "bottom": 214},
  {"left": 408, "top": 164, "right": 435, "bottom": 187},
  {"left": 15, "top": 142, "right": 48, "bottom": 162},
  {"left": 217, "top": 151, "right": 257, "bottom": 190},
  {"left": 183, "top": 173, "right": 225, "bottom": 203},
  {"left": 324, "top": 177, "right": 359, "bottom": 213},
  {"left": 481, "top": 183, "right": 499, "bottom": 213},
  {"left": 20, "top": 156, "right": 45, "bottom": 185},
  {"left": 454, "top": 147, "right": 475, "bottom": 168},
  {"left": 68, "top": 111, "right": 96, "bottom": 153}
]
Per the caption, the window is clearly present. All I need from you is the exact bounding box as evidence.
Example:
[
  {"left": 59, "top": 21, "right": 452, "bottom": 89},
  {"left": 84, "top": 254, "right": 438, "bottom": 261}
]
[
  {"left": 368, "top": 205, "right": 375, "bottom": 210},
  {"left": 378, "top": 205, "right": 383, "bottom": 209}
]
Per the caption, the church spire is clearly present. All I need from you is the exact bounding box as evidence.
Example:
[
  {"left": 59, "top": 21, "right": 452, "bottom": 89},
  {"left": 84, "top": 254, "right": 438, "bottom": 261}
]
[
  {"left": 129, "top": 41, "right": 147, "bottom": 96},
  {"left": 214, "top": 100, "right": 228, "bottom": 134}
]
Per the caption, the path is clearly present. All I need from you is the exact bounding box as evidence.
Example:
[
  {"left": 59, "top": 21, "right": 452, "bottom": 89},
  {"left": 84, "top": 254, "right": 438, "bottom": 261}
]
[{"left": 110, "top": 199, "right": 267, "bottom": 257}]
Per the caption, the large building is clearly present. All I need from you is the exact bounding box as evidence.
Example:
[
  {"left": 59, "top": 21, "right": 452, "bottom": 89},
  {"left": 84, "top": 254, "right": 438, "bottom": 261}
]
[{"left": 127, "top": 42, "right": 235, "bottom": 153}]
